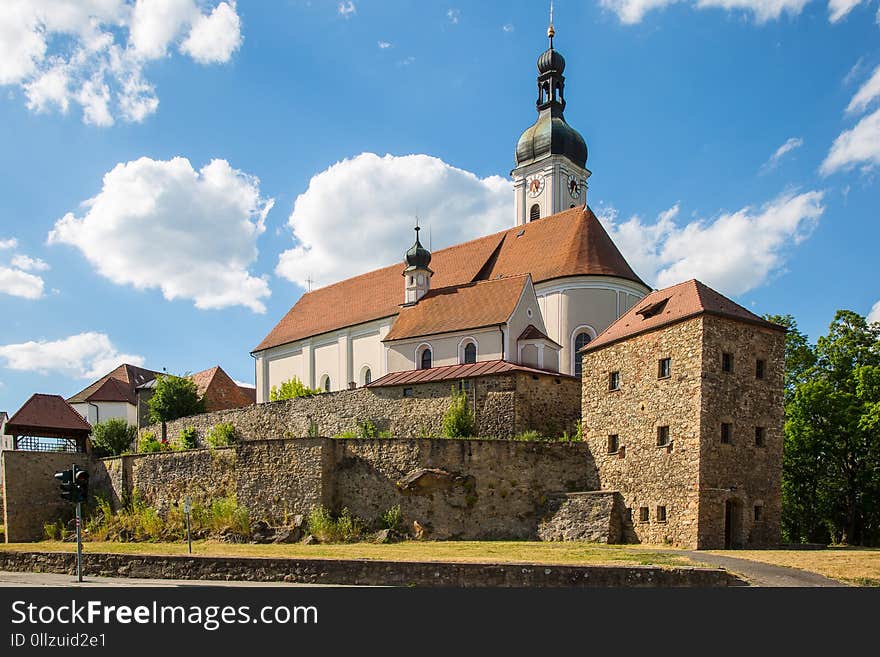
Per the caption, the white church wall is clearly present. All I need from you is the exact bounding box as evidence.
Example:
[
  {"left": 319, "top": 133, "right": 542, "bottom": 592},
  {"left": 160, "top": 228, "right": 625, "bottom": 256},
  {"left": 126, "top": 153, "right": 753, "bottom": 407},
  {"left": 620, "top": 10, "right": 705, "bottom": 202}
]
[
  {"left": 504, "top": 277, "right": 547, "bottom": 363},
  {"left": 535, "top": 276, "right": 649, "bottom": 375},
  {"left": 313, "top": 341, "right": 340, "bottom": 392},
  {"left": 386, "top": 327, "right": 503, "bottom": 372}
]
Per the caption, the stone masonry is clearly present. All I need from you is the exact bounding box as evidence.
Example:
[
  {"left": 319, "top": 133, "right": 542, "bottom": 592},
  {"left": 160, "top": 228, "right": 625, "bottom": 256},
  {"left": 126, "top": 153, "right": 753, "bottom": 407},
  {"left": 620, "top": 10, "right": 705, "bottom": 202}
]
[
  {"left": 581, "top": 314, "right": 784, "bottom": 549},
  {"left": 141, "top": 372, "right": 581, "bottom": 446}
]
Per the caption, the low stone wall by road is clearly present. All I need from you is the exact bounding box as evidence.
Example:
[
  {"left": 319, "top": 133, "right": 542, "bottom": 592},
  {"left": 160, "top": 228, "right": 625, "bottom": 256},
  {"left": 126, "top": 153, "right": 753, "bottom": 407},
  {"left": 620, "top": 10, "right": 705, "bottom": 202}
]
[
  {"left": 141, "top": 372, "right": 581, "bottom": 445},
  {"left": 0, "top": 550, "right": 744, "bottom": 587}
]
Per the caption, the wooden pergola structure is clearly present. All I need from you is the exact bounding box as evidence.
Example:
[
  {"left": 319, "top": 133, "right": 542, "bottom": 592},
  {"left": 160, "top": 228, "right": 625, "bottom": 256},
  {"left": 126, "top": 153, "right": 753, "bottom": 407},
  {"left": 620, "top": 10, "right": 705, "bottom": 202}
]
[{"left": 5, "top": 393, "right": 92, "bottom": 453}]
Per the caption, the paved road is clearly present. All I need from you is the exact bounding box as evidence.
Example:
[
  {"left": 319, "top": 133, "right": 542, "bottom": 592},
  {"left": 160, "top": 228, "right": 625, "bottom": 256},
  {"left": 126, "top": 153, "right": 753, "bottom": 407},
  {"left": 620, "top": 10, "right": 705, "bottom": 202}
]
[
  {"left": 677, "top": 552, "right": 847, "bottom": 587},
  {"left": 0, "top": 571, "right": 338, "bottom": 587}
]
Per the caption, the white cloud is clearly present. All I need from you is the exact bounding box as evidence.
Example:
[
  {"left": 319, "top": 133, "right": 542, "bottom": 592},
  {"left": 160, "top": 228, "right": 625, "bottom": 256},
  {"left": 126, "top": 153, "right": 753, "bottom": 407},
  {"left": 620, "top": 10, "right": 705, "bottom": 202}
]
[
  {"left": 234, "top": 379, "right": 255, "bottom": 388},
  {"left": 597, "top": 190, "right": 825, "bottom": 296},
  {"left": 821, "top": 108, "right": 880, "bottom": 175},
  {"left": 0, "top": 1, "right": 242, "bottom": 126},
  {"left": 338, "top": 2, "right": 356, "bottom": 18},
  {"left": 378, "top": 41, "right": 392, "bottom": 49},
  {"left": 0, "top": 332, "right": 144, "bottom": 379},
  {"left": 599, "top": 0, "right": 826, "bottom": 24},
  {"left": 180, "top": 2, "right": 242, "bottom": 64},
  {"left": 10, "top": 254, "right": 49, "bottom": 272},
  {"left": 0, "top": 244, "right": 48, "bottom": 299},
  {"left": 48, "top": 156, "right": 273, "bottom": 313},
  {"left": 0, "top": 266, "right": 44, "bottom": 299},
  {"left": 503, "top": 24, "right": 515, "bottom": 32},
  {"left": 276, "top": 153, "right": 511, "bottom": 289},
  {"left": 447, "top": 9, "right": 461, "bottom": 24},
  {"left": 829, "top": 0, "right": 869, "bottom": 22},
  {"left": 762, "top": 137, "right": 804, "bottom": 171},
  {"left": 846, "top": 63, "right": 880, "bottom": 115},
  {"left": 868, "top": 300, "right": 880, "bottom": 324}
]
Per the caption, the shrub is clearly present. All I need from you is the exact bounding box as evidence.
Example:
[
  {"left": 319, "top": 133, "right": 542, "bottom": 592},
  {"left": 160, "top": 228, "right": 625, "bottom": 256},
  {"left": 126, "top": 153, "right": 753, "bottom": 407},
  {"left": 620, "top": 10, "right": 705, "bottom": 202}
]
[
  {"left": 148, "top": 374, "right": 205, "bottom": 424},
  {"left": 306, "top": 505, "right": 364, "bottom": 543},
  {"left": 308, "top": 419, "right": 320, "bottom": 438},
  {"left": 333, "top": 429, "right": 358, "bottom": 439},
  {"left": 43, "top": 520, "right": 65, "bottom": 541},
  {"left": 381, "top": 504, "right": 402, "bottom": 531},
  {"left": 270, "top": 377, "right": 319, "bottom": 402},
  {"left": 441, "top": 387, "right": 475, "bottom": 438},
  {"left": 91, "top": 418, "right": 137, "bottom": 457},
  {"left": 206, "top": 422, "right": 236, "bottom": 448},
  {"left": 177, "top": 426, "right": 198, "bottom": 450},
  {"left": 138, "top": 431, "right": 164, "bottom": 453}
]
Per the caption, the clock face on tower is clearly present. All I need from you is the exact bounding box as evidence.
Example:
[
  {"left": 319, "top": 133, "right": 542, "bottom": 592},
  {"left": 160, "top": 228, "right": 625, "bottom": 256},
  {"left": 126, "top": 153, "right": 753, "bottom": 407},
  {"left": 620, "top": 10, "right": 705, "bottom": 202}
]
[
  {"left": 567, "top": 174, "right": 581, "bottom": 199},
  {"left": 527, "top": 175, "right": 545, "bottom": 197}
]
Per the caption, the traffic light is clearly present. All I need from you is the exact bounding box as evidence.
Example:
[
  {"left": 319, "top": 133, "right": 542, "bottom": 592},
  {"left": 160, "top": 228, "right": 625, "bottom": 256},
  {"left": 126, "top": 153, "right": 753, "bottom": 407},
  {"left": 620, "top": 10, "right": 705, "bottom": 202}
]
[{"left": 54, "top": 466, "right": 89, "bottom": 504}]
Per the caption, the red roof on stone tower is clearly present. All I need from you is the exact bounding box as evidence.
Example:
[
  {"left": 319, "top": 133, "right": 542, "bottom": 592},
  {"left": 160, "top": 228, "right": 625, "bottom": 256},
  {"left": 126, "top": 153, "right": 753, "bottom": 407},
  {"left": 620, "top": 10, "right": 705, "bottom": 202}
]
[
  {"left": 583, "top": 279, "right": 785, "bottom": 352},
  {"left": 254, "top": 205, "right": 647, "bottom": 352}
]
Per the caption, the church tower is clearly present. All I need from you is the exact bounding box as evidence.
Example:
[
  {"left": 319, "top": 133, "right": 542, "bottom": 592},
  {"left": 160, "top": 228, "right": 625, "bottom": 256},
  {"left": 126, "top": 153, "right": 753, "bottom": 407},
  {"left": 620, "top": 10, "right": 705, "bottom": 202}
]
[
  {"left": 402, "top": 223, "right": 432, "bottom": 305},
  {"left": 512, "top": 16, "right": 591, "bottom": 226}
]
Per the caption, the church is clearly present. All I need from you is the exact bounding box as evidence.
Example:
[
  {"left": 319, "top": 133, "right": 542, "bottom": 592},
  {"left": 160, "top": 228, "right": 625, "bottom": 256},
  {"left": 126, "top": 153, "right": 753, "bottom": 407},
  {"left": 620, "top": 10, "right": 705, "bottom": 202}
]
[{"left": 252, "top": 22, "right": 650, "bottom": 401}]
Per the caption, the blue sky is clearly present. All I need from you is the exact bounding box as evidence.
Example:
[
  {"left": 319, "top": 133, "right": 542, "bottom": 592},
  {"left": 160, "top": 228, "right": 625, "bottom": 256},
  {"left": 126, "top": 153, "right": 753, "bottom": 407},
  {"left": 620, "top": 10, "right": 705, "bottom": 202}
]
[{"left": 0, "top": 0, "right": 878, "bottom": 414}]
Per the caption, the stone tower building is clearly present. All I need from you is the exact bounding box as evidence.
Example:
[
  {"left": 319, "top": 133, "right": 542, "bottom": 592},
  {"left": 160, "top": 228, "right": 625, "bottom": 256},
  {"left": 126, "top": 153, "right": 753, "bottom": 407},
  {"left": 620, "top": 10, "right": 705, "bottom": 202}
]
[{"left": 580, "top": 279, "right": 785, "bottom": 549}]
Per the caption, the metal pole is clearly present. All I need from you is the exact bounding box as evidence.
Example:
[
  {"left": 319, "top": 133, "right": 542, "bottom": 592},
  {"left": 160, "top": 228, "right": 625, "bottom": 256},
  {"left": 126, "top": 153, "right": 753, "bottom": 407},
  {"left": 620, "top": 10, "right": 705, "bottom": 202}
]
[
  {"left": 184, "top": 496, "right": 192, "bottom": 554},
  {"left": 75, "top": 500, "right": 83, "bottom": 583}
]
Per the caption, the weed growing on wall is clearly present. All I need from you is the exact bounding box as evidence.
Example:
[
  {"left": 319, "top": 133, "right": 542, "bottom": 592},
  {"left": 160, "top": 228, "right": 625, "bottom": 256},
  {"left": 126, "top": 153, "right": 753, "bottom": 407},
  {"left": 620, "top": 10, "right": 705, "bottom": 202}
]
[
  {"left": 177, "top": 426, "right": 198, "bottom": 450},
  {"left": 206, "top": 422, "right": 236, "bottom": 448},
  {"left": 441, "top": 387, "right": 475, "bottom": 438}
]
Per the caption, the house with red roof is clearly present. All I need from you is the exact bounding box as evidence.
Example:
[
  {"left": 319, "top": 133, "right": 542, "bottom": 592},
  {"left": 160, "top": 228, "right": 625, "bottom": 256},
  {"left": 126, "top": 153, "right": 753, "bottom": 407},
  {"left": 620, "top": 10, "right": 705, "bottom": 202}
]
[{"left": 252, "top": 31, "right": 650, "bottom": 402}]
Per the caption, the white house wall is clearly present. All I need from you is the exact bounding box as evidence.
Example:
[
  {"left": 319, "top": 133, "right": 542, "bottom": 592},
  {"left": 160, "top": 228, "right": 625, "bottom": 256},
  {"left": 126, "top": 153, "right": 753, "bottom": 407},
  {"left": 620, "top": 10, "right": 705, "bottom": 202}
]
[{"left": 71, "top": 401, "right": 136, "bottom": 426}]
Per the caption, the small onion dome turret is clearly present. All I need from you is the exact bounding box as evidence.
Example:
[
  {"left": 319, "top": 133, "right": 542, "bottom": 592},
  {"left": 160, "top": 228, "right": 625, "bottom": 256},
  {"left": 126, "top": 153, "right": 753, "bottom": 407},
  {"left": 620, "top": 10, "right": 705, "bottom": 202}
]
[
  {"left": 537, "top": 47, "right": 565, "bottom": 75},
  {"left": 404, "top": 226, "right": 432, "bottom": 272}
]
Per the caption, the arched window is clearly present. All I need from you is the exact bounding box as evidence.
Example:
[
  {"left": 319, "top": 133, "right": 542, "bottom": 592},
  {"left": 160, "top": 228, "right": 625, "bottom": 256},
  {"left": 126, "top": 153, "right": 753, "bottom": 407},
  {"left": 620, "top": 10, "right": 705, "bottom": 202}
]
[
  {"left": 320, "top": 375, "right": 331, "bottom": 392},
  {"left": 464, "top": 342, "right": 477, "bottom": 364},
  {"left": 573, "top": 332, "right": 592, "bottom": 378},
  {"left": 362, "top": 367, "right": 372, "bottom": 386},
  {"left": 529, "top": 204, "right": 540, "bottom": 222},
  {"left": 420, "top": 348, "right": 432, "bottom": 370}
]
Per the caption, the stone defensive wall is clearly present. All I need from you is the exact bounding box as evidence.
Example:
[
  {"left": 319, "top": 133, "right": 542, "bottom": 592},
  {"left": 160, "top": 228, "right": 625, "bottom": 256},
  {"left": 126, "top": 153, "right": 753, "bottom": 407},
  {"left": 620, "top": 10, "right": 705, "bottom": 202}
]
[
  {"left": 4, "top": 437, "right": 614, "bottom": 542},
  {"left": 141, "top": 372, "right": 582, "bottom": 444}
]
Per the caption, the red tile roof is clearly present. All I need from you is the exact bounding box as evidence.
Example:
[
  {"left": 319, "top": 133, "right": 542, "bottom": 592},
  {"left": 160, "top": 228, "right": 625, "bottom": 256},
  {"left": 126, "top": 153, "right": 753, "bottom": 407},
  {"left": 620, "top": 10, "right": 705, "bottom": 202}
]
[
  {"left": 583, "top": 279, "right": 785, "bottom": 353},
  {"left": 254, "top": 205, "right": 646, "bottom": 352},
  {"left": 67, "top": 363, "right": 162, "bottom": 405},
  {"left": 190, "top": 366, "right": 255, "bottom": 412},
  {"left": 366, "top": 359, "right": 574, "bottom": 387},
  {"left": 6, "top": 393, "right": 92, "bottom": 437},
  {"left": 384, "top": 275, "right": 530, "bottom": 342}
]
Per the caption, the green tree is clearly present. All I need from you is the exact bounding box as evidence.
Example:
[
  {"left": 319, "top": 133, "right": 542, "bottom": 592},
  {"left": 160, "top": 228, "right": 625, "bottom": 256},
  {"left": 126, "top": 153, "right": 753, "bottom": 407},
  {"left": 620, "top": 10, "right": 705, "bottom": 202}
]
[
  {"left": 147, "top": 374, "right": 205, "bottom": 424},
  {"left": 782, "top": 310, "right": 880, "bottom": 545},
  {"left": 269, "top": 376, "right": 318, "bottom": 401},
  {"left": 90, "top": 418, "right": 137, "bottom": 457}
]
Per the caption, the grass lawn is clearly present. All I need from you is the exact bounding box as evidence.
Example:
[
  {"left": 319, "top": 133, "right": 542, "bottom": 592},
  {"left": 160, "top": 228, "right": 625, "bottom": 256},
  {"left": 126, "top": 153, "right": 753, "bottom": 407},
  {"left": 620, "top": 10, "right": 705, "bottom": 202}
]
[
  {"left": 0, "top": 540, "right": 701, "bottom": 569},
  {"left": 707, "top": 547, "right": 880, "bottom": 586}
]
